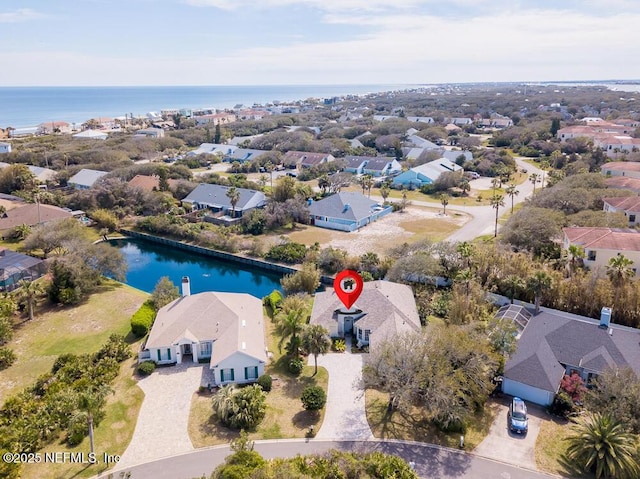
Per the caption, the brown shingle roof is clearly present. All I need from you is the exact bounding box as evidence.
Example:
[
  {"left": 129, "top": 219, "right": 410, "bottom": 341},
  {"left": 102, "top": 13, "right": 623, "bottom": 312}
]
[
  {"left": 0, "top": 204, "right": 72, "bottom": 231},
  {"left": 603, "top": 196, "right": 640, "bottom": 211},
  {"left": 605, "top": 177, "right": 640, "bottom": 192},
  {"left": 128, "top": 175, "right": 179, "bottom": 192},
  {"left": 601, "top": 162, "right": 640, "bottom": 172},
  {"left": 564, "top": 227, "right": 640, "bottom": 251}
]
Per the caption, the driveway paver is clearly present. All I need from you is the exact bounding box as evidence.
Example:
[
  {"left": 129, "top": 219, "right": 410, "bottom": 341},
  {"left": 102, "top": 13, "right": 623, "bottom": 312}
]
[
  {"left": 473, "top": 399, "right": 543, "bottom": 470},
  {"left": 312, "top": 337, "right": 374, "bottom": 440},
  {"left": 118, "top": 363, "right": 205, "bottom": 468}
]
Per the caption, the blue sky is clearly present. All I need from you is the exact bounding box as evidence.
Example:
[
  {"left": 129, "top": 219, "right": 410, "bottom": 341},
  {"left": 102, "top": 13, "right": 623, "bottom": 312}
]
[{"left": 2, "top": 0, "right": 640, "bottom": 86}]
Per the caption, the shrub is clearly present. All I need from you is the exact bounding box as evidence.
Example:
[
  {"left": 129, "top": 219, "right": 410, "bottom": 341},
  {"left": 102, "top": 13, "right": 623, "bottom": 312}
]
[
  {"left": 257, "top": 374, "right": 272, "bottom": 392},
  {"left": 332, "top": 338, "right": 346, "bottom": 352},
  {"left": 288, "top": 358, "right": 304, "bottom": 375},
  {"left": 130, "top": 300, "right": 157, "bottom": 337},
  {"left": 301, "top": 385, "right": 326, "bottom": 411},
  {"left": 280, "top": 263, "right": 321, "bottom": 295},
  {"left": 262, "top": 290, "right": 283, "bottom": 313},
  {"left": 137, "top": 361, "right": 156, "bottom": 376},
  {"left": 265, "top": 242, "right": 307, "bottom": 264},
  {"left": 0, "top": 347, "right": 16, "bottom": 370},
  {"left": 95, "top": 334, "right": 131, "bottom": 362}
]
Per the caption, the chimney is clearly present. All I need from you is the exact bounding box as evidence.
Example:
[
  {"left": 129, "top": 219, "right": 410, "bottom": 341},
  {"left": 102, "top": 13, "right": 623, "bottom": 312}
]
[
  {"left": 181, "top": 276, "right": 191, "bottom": 297},
  {"left": 599, "top": 307, "right": 612, "bottom": 329}
]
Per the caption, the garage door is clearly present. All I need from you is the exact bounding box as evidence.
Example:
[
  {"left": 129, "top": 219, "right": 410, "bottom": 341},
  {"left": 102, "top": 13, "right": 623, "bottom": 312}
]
[{"left": 502, "top": 378, "right": 554, "bottom": 406}]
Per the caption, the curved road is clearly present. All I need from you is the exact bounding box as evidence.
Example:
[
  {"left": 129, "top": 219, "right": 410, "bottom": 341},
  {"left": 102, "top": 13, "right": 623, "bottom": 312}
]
[{"left": 101, "top": 438, "right": 560, "bottom": 479}]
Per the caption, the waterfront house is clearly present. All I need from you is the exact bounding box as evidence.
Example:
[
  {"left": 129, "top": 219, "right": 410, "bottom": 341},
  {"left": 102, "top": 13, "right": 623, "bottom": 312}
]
[
  {"left": 139, "top": 280, "right": 267, "bottom": 386},
  {"left": 0, "top": 142, "right": 11, "bottom": 154},
  {"left": 0, "top": 248, "right": 46, "bottom": 292},
  {"left": 0, "top": 204, "right": 73, "bottom": 236},
  {"left": 181, "top": 183, "right": 267, "bottom": 221},
  {"left": 68, "top": 169, "right": 108, "bottom": 189},
  {"left": 309, "top": 280, "right": 421, "bottom": 351},
  {"left": 602, "top": 197, "right": 640, "bottom": 226},
  {"left": 501, "top": 305, "right": 640, "bottom": 406},
  {"left": 563, "top": 227, "right": 640, "bottom": 276},
  {"left": 38, "top": 121, "right": 72, "bottom": 135},
  {"left": 392, "top": 158, "right": 462, "bottom": 188},
  {"left": 308, "top": 191, "right": 392, "bottom": 232}
]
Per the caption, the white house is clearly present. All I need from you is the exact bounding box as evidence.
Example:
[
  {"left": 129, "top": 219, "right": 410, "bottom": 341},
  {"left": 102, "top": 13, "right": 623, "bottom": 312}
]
[
  {"left": 73, "top": 129, "right": 108, "bottom": 140},
  {"left": 309, "top": 280, "right": 421, "bottom": 351},
  {"left": 603, "top": 196, "right": 640, "bottom": 226},
  {"left": 0, "top": 142, "right": 11, "bottom": 154},
  {"left": 563, "top": 227, "right": 640, "bottom": 276},
  {"left": 308, "top": 191, "right": 392, "bottom": 232},
  {"left": 139, "top": 280, "right": 267, "bottom": 386},
  {"left": 68, "top": 168, "right": 108, "bottom": 189},
  {"left": 135, "top": 128, "right": 165, "bottom": 139}
]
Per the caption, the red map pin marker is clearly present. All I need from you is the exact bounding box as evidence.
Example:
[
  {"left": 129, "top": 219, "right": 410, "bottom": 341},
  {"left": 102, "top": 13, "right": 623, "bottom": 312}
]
[{"left": 334, "top": 270, "right": 363, "bottom": 310}]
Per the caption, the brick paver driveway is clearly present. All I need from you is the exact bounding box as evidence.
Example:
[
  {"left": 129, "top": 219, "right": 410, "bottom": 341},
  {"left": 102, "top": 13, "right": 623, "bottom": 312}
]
[{"left": 118, "top": 363, "right": 206, "bottom": 468}]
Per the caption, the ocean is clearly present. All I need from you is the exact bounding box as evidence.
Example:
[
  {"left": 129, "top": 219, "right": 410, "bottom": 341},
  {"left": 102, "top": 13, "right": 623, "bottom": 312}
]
[{"left": 0, "top": 84, "right": 414, "bottom": 129}]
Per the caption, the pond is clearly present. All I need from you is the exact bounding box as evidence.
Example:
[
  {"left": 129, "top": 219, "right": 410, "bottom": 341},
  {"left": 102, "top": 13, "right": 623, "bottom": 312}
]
[{"left": 110, "top": 238, "right": 283, "bottom": 298}]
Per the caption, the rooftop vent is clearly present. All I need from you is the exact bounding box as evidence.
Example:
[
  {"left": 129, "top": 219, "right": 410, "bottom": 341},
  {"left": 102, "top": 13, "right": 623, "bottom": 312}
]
[{"left": 600, "top": 307, "right": 612, "bottom": 329}]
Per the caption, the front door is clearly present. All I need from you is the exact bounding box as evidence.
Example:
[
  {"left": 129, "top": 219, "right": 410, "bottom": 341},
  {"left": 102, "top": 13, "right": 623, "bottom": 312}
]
[
  {"left": 343, "top": 317, "right": 353, "bottom": 334},
  {"left": 182, "top": 343, "right": 192, "bottom": 355}
]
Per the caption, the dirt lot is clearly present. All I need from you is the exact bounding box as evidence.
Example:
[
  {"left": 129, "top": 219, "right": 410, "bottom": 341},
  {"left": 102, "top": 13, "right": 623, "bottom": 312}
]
[{"left": 285, "top": 205, "right": 469, "bottom": 256}]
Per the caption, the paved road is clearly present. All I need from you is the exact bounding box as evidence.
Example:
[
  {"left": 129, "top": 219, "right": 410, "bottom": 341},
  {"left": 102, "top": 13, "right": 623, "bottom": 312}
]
[{"left": 101, "top": 439, "right": 561, "bottom": 479}]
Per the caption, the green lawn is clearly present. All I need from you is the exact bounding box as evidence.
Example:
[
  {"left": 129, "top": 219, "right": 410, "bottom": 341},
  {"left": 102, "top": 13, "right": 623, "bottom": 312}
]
[
  {"left": 535, "top": 416, "right": 589, "bottom": 478},
  {"left": 365, "top": 389, "right": 497, "bottom": 450},
  {"left": 0, "top": 281, "right": 148, "bottom": 479}
]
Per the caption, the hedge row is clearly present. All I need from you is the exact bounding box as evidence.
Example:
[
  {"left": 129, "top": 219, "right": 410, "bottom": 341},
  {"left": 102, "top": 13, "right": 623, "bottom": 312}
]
[{"left": 131, "top": 300, "right": 157, "bottom": 337}]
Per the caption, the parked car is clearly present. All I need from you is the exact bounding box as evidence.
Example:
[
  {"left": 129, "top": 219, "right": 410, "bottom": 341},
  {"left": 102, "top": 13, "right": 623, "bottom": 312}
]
[
  {"left": 508, "top": 397, "right": 528, "bottom": 434},
  {"left": 469, "top": 172, "right": 480, "bottom": 179}
]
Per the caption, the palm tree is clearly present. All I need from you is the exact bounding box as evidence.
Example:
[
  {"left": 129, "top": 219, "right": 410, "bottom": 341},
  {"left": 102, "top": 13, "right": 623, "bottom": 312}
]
[
  {"left": 379, "top": 185, "right": 390, "bottom": 203},
  {"left": 361, "top": 174, "right": 374, "bottom": 198},
  {"left": 566, "top": 244, "right": 585, "bottom": 277},
  {"left": 565, "top": 412, "right": 640, "bottom": 479},
  {"left": 264, "top": 161, "right": 275, "bottom": 190},
  {"left": 400, "top": 191, "right": 408, "bottom": 212},
  {"left": 456, "top": 241, "right": 475, "bottom": 270},
  {"left": 505, "top": 184, "right": 519, "bottom": 214},
  {"left": 539, "top": 160, "right": 550, "bottom": 188},
  {"left": 14, "top": 223, "right": 32, "bottom": 240},
  {"left": 459, "top": 178, "right": 470, "bottom": 196},
  {"left": 527, "top": 271, "right": 553, "bottom": 315},
  {"left": 212, "top": 384, "right": 236, "bottom": 424},
  {"left": 16, "top": 279, "right": 44, "bottom": 321},
  {"left": 226, "top": 186, "right": 240, "bottom": 218},
  {"left": 317, "top": 174, "right": 329, "bottom": 195},
  {"left": 440, "top": 193, "right": 450, "bottom": 215},
  {"left": 75, "top": 385, "right": 112, "bottom": 457},
  {"left": 529, "top": 173, "right": 539, "bottom": 193},
  {"left": 275, "top": 296, "right": 309, "bottom": 355},
  {"left": 503, "top": 274, "right": 525, "bottom": 304},
  {"left": 301, "top": 325, "right": 331, "bottom": 375},
  {"left": 490, "top": 194, "right": 505, "bottom": 237},
  {"left": 606, "top": 254, "right": 634, "bottom": 306}
]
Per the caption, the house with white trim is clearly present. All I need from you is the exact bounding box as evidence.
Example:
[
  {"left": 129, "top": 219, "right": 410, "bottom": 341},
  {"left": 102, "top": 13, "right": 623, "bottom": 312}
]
[
  {"left": 308, "top": 191, "right": 392, "bottom": 232},
  {"left": 501, "top": 305, "right": 640, "bottom": 406},
  {"left": 68, "top": 168, "right": 108, "bottom": 189},
  {"left": 309, "top": 280, "right": 421, "bottom": 351},
  {"left": 181, "top": 183, "right": 267, "bottom": 220},
  {"left": 0, "top": 142, "right": 11, "bottom": 154},
  {"left": 139, "top": 280, "right": 267, "bottom": 386},
  {"left": 392, "top": 158, "right": 462, "bottom": 188}
]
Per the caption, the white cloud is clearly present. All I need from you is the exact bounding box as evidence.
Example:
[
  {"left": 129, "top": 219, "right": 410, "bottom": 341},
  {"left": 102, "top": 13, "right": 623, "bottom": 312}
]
[
  {"left": 0, "top": 8, "right": 43, "bottom": 23},
  {"left": 185, "top": 0, "right": 425, "bottom": 12}
]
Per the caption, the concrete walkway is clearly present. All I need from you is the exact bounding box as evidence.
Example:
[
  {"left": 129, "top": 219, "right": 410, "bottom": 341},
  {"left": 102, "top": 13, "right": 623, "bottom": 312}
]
[
  {"left": 118, "top": 363, "right": 206, "bottom": 468},
  {"left": 311, "top": 335, "right": 374, "bottom": 440}
]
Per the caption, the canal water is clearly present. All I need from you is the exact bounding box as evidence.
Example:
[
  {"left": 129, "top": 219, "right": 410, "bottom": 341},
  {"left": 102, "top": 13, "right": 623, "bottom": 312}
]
[{"left": 110, "top": 238, "right": 283, "bottom": 297}]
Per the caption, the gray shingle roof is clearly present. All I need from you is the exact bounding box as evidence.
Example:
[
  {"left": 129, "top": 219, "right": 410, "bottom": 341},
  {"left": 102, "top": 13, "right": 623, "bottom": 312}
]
[
  {"left": 504, "top": 307, "right": 640, "bottom": 392},
  {"left": 310, "top": 280, "right": 421, "bottom": 350},
  {"left": 146, "top": 292, "right": 267, "bottom": 365},
  {"left": 182, "top": 184, "right": 266, "bottom": 211},
  {"left": 308, "top": 192, "right": 382, "bottom": 222}
]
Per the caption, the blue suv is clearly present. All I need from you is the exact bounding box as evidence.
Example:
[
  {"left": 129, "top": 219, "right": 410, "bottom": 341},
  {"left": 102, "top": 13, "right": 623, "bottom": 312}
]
[{"left": 508, "top": 397, "right": 528, "bottom": 434}]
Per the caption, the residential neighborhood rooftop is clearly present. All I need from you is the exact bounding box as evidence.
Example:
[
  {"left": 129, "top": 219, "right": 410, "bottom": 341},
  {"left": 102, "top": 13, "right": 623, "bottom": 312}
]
[{"left": 563, "top": 227, "right": 640, "bottom": 252}]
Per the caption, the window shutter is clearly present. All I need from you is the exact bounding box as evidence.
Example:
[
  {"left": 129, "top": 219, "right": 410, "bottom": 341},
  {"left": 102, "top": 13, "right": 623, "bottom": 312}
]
[
  {"left": 167, "top": 348, "right": 171, "bottom": 360},
  {"left": 230, "top": 368, "right": 235, "bottom": 381},
  {"left": 220, "top": 369, "right": 225, "bottom": 382},
  {"left": 254, "top": 366, "right": 259, "bottom": 379},
  {"left": 157, "top": 349, "right": 161, "bottom": 361},
  {"left": 244, "top": 367, "right": 248, "bottom": 380}
]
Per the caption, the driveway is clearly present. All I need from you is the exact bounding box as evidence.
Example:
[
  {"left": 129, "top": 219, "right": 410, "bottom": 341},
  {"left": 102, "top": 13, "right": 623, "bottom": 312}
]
[
  {"left": 118, "top": 363, "right": 208, "bottom": 468},
  {"left": 311, "top": 337, "right": 374, "bottom": 440},
  {"left": 473, "top": 398, "right": 544, "bottom": 470}
]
